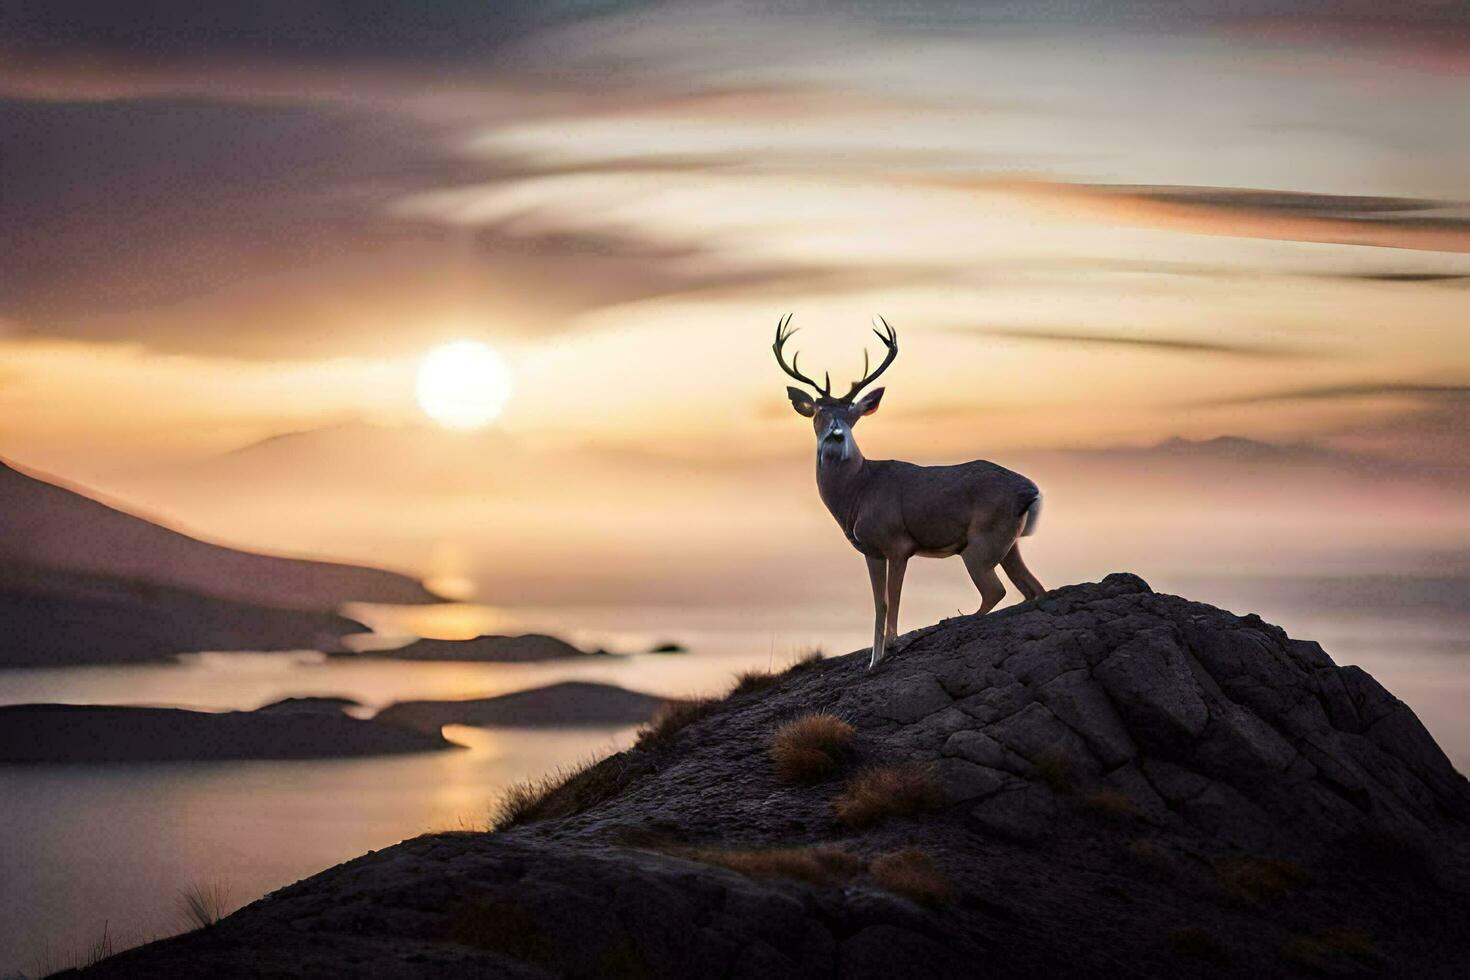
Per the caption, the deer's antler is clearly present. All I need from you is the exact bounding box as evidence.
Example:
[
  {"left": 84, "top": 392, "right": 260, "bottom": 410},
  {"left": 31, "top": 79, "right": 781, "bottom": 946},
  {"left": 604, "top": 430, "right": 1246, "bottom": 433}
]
[
  {"left": 773, "top": 313, "right": 831, "bottom": 397},
  {"left": 843, "top": 315, "right": 898, "bottom": 401}
]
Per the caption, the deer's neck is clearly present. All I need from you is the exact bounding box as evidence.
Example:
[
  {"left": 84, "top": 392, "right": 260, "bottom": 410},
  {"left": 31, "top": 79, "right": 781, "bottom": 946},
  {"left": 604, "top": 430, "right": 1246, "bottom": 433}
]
[{"left": 815, "top": 445, "right": 869, "bottom": 534}]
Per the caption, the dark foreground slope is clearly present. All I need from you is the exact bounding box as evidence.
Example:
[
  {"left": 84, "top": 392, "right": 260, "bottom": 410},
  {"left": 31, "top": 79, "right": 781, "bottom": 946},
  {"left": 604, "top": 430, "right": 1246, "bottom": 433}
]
[{"left": 77, "top": 575, "right": 1470, "bottom": 978}]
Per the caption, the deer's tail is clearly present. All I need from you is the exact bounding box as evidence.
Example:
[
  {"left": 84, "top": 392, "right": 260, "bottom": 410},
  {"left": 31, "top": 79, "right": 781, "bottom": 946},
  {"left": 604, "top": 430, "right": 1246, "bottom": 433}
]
[{"left": 1019, "top": 491, "right": 1042, "bottom": 538}]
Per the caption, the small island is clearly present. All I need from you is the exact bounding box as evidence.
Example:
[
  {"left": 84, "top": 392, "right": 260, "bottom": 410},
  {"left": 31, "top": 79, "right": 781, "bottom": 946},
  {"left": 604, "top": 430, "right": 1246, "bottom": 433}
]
[
  {"left": 0, "top": 701, "right": 459, "bottom": 763},
  {"left": 346, "top": 632, "right": 612, "bottom": 663},
  {"left": 375, "top": 681, "right": 670, "bottom": 732}
]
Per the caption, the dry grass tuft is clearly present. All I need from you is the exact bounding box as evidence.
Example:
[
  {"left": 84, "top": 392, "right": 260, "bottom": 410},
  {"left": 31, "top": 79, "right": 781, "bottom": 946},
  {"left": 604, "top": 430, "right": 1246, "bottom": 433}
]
[
  {"left": 636, "top": 697, "right": 718, "bottom": 749},
  {"left": 679, "top": 845, "right": 864, "bottom": 884},
  {"left": 770, "top": 712, "right": 855, "bottom": 783},
  {"left": 1031, "top": 750, "right": 1078, "bottom": 794},
  {"left": 731, "top": 669, "right": 779, "bottom": 696},
  {"left": 177, "top": 878, "right": 232, "bottom": 930},
  {"left": 833, "top": 763, "right": 945, "bottom": 829},
  {"left": 1282, "top": 927, "right": 1380, "bottom": 974},
  {"left": 1078, "top": 788, "right": 1145, "bottom": 823},
  {"left": 1170, "top": 926, "right": 1229, "bottom": 963},
  {"left": 1124, "top": 838, "right": 1214, "bottom": 895},
  {"left": 870, "top": 848, "right": 952, "bottom": 906},
  {"left": 448, "top": 899, "right": 550, "bottom": 961},
  {"left": 786, "top": 648, "right": 825, "bottom": 672},
  {"left": 490, "top": 777, "right": 559, "bottom": 831},
  {"left": 1215, "top": 855, "right": 1311, "bottom": 903}
]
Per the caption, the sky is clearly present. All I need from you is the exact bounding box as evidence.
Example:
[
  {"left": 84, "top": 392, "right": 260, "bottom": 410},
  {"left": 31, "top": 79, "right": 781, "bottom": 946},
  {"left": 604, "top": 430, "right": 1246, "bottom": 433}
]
[{"left": 2, "top": 1, "right": 1468, "bottom": 610}]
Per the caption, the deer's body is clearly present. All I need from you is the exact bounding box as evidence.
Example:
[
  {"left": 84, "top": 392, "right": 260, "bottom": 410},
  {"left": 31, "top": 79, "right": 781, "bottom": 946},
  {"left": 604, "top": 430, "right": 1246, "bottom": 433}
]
[
  {"left": 817, "top": 455, "right": 1039, "bottom": 561},
  {"left": 774, "top": 315, "right": 1047, "bottom": 670}
]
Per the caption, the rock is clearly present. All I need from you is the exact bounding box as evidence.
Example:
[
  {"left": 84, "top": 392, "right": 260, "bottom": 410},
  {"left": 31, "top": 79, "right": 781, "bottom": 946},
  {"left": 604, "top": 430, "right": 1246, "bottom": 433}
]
[
  {"left": 78, "top": 575, "right": 1470, "bottom": 980},
  {"left": 1093, "top": 630, "right": 1210, "bottom": 744},
  {"left": 867, "top": 674, "right": 950, "bottom": 724}
]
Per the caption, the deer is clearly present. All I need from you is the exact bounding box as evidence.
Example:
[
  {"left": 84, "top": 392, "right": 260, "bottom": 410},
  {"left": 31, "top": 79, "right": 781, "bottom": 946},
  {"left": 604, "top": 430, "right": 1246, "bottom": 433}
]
[{"left": 773, "top": 314, "right": 1046, "bottom": 671}]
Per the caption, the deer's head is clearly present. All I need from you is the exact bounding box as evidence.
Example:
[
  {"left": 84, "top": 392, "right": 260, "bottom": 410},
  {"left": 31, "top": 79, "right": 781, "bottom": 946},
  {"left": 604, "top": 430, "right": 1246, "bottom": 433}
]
[{"left": 773, "top": 314, "right": 897, "bottom": 465}]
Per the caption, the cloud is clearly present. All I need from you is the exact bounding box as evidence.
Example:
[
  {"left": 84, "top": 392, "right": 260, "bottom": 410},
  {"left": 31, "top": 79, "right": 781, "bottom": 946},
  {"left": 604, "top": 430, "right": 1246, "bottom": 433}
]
[
  {"left": 0, "top": 2, "right": 621, "bottom": 62},
  {"left": 939, "top": 325, "right": 1308, "bottom": 358},
  {"left": 1022, "top": 182, "right": 1470, "bottom": 253},
  {"left": 1206, "top": 382, "right": 1470, "bottom": 406},
  {"left": 0, "top": 94, "right": 947, "bottom": 358}
]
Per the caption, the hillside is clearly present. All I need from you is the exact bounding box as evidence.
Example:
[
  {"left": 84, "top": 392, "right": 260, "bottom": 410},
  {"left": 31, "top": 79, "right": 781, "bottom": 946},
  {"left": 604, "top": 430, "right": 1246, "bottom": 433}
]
[
  {"left": 76, "top": 575, "right": 1470, "bottom": 978},
  {"left": 0, "top": 458, "right": 434, "bottom": 611},
  {"left": 0, "top": 562, "right": 369, "bottom": 667}
]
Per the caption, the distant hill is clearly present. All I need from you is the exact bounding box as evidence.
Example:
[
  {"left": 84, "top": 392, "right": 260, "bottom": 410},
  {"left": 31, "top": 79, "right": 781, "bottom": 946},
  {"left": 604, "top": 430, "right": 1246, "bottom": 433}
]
[
  {"left": 0, "top": 562, "right": 370, "bottom": 668},
  {"left": 0, "top": 457, "right": 435, "bottom": 611}
]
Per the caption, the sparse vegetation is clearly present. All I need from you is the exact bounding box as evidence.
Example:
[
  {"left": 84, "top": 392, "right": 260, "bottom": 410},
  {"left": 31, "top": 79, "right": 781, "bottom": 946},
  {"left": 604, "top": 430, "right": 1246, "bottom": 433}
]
[
  {"left": 30, "top": 920, "right": 121, "bottom": 975},
  {"left": 1169, "top": 926, "right": 1229, "bottom": 963},
  {"left": 870, "top": 848, "right": 952, "bottom": 906},
  {"left": 677, "top": 845, "right": 863, "bottom": 885},
  {"left": 1282, "top": 927, "right": 1380, "bottom": 975},
  {"left": 490, "top": 753, "right": 638, "bottom": 830},
  {"left": 833, "top": 763, "right": 945, "bottom": 829},
  {"left": 731, "top": 669, "right": 779, "bottom": 696},
  {"left": 177, "top": 878, "right": 232, "bottom": 930},
  {"left": 636, "top": 697, "right": 718, "bottom": 749},
  {"left": 1214, "top": 855, "right": 1311, "bottom": 903},
  {"left": 770, "top": 712, "right": 855, "bottom": 783}
]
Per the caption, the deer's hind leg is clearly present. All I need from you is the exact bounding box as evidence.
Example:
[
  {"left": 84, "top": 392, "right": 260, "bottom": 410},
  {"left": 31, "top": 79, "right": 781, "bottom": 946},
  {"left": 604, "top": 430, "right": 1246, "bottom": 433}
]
[
  {"left": 961, "top": 538, "right": 1009, "bottom": 615},
  {"left": 1000, "top": 541, "right": 1045, "bottom": 600}
]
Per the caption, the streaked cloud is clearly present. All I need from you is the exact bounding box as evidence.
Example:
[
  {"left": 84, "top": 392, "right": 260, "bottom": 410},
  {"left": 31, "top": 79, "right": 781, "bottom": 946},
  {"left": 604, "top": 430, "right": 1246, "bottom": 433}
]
[
  {"left": 938, "top": 325, "right": 1309, "bottom": 358},
  {"left": 1207, "top": 382, "right": 1470, "bottom": 405}
]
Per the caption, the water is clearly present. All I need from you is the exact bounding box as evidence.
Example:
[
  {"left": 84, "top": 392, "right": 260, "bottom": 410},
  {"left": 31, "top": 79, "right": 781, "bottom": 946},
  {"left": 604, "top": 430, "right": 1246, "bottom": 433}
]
[{"left": 2, "top": 576, "right": 1467, "bottom": 975}]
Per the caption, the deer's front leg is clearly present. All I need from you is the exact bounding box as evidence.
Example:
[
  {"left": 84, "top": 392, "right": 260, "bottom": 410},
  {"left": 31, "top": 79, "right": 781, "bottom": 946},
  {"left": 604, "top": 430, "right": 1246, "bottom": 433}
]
[
  {"left": 884, "top": 554, "right": 907, "bottom": 649},
  {"left": 865, "top": 555, "right": 887, "bottom": 671}
]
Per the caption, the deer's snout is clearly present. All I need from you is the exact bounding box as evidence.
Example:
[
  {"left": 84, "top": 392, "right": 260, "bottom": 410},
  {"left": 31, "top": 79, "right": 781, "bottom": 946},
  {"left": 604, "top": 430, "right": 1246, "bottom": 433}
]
[{"left": 819, "top": 423, "right": 851, "bottom": 463}]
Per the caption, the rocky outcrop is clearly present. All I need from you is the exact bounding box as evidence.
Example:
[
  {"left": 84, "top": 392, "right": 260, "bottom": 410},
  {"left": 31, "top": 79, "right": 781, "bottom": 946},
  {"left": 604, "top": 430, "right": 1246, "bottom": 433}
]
[
  {"left": 0, "top": 702, "right": 458, "bottom": 762},
  {"left": 375, "top": 682, "right": 668, "bottom": 732},
  {"left": 78, "top": 575, "right": 1470, "bottom": 978}
]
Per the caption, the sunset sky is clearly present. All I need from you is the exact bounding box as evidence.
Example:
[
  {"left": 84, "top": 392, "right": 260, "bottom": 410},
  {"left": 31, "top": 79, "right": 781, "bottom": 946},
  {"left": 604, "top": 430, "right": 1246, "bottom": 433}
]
[{"left": 3, "top": 2, "right": 1468, "bottom": 614}]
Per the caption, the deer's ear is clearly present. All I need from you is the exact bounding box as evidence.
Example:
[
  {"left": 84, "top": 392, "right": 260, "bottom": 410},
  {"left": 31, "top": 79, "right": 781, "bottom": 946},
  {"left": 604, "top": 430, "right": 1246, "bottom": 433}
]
[
  {"left": 854, "top": 387, "right": 884, "bottom": 416},
  {"left": 787, "top": 386, "right": 816, "bottom": 417}
]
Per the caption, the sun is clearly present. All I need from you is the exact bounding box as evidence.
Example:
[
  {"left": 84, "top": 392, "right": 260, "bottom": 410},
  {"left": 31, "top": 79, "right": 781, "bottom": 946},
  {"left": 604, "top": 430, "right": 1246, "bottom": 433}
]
[{"left": 415, "top": 341, "right": 512, "bottom": 430}]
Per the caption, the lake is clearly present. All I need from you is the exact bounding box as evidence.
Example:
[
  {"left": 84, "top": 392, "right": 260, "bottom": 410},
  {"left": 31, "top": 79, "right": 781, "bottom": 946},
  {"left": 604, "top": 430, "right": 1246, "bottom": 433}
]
[{"left": 3, "top": 571, "right": 1467, "bottom": 975}]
